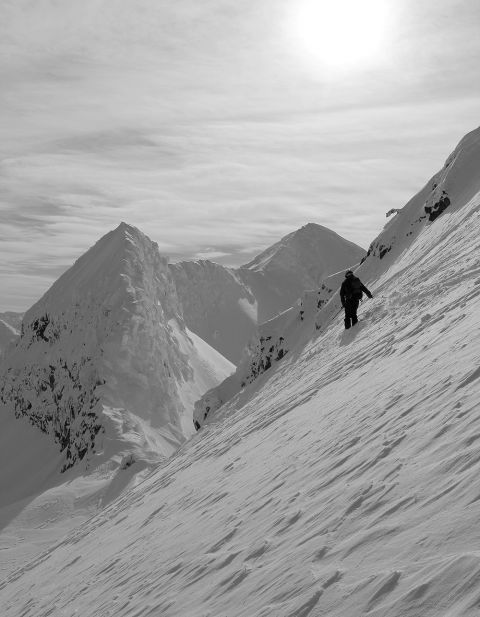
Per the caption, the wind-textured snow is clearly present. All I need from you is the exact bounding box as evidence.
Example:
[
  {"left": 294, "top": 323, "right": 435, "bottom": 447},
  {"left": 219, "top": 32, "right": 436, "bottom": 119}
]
[{"left": 2, "top": 129, "right": 480, "bottom": 615}]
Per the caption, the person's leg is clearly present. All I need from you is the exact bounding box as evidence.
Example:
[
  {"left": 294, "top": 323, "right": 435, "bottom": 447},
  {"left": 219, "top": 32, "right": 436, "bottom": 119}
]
[
  {"left": 351, "top": 298, "right": 360, "bottom": 325},
  {"left": 343, "top": 303, "right": 351, "bottom": 329},
  {"left": 344, "top": 300, "right": 354, "bottom": 329}
]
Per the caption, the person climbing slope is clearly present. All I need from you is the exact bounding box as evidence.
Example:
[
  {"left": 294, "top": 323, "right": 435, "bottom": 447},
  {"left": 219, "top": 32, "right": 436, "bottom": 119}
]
[{"left": 340, "top": 270, "right": 373, "bottom": 329}]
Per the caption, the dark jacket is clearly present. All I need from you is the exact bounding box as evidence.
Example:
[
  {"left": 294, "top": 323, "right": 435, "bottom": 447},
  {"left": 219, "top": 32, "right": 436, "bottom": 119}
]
[{"left": 340, "top": 276, "right": 372, "bottom": 306}]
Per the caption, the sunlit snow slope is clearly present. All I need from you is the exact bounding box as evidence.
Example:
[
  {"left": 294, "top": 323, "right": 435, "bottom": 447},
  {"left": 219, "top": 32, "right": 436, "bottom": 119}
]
[{"left": 2, "top": 132, "right": 480, "bottom": 616}]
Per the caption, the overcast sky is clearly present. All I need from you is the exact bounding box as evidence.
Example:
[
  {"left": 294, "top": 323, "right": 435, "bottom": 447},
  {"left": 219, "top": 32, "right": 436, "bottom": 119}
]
[{"left": 1, "top": 0, "right": 480, "bottom": 311}]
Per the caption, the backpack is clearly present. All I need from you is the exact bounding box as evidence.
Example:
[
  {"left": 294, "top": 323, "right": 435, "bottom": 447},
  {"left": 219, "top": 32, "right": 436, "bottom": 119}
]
[{"left": 345, "top": 277, "right": 363, "bottom": 300}]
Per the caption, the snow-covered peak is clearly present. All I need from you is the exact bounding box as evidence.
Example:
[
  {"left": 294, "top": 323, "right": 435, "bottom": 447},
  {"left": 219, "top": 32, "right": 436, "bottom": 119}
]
[
  {"left": 0, "top": 224, "right": 233, "bottom": 472},
  {"left": 25, "top": 222, "right": 168, "bottom": 319},
  {"left": 242, "top": 222, "right": 364, "bottom": 275}
]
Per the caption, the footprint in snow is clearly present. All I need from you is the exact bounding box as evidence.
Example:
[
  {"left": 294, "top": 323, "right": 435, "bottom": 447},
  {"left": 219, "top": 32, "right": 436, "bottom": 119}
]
[{"left": 339, "top": 322, "right": 368, "bottom": 345}]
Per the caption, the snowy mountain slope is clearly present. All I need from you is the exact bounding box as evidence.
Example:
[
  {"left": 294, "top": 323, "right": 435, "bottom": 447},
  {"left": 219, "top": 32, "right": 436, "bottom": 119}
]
[
  {"left": 3, "top": 132, "right": 480, "bottom": 616},
  {"left": 171, "top": 224, "right": 364, "bottom": 364},
  {"left": 0, "top": 408, "right": 124, "bottom": 580},
  {"left": 193, "top": 291, "right": 319, "bottom": 429},
  {"left": 170, "top": 260, "right": 257, "bottom": 365},
  {"left": 0, "top": 223, "right": 234, "bottom": 473}
]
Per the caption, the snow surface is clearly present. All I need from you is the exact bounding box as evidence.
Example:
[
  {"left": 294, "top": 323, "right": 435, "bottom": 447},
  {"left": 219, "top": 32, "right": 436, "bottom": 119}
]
[{"left": 2, "top": 128, "right": 480, "bottom": 616}]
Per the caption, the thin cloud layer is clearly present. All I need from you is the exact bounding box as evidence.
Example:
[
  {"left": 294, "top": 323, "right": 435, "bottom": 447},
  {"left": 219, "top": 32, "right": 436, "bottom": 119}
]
[{"left": 1, "top": 0, "right": 480, "bottom": 310}]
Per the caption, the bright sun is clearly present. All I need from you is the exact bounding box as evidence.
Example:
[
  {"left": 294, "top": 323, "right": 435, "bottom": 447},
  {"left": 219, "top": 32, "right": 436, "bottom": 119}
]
[{"left": 288, "top": 0, "right": 391, "bottom": 72}]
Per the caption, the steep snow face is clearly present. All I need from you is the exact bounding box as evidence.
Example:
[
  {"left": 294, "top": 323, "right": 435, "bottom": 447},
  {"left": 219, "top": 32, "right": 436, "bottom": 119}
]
[
  {"left": 238, "top": 223, "right": 365, "bottom": 322},
  {"left": 170, "top": 260, "right": 257, "bottom": 365},
  {"left": 360, "top": 125, "right": 480, "bottom": 270},
  {"left": 0, "top": 223, "right": 233, "bottom": 470},
  {"left": 3, "top": 175, "right": 480, "bottom": 616}
]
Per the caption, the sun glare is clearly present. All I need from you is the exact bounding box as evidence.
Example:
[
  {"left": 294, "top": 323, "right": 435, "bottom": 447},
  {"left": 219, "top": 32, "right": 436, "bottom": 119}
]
[{"left": 288, "top": 0, "right": 391, "bottom": 72}]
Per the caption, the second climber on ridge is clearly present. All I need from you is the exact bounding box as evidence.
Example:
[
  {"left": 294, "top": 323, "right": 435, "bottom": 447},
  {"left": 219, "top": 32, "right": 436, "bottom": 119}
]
[{"left": 340, "top": 270, "right": 373, "bottom": 329}]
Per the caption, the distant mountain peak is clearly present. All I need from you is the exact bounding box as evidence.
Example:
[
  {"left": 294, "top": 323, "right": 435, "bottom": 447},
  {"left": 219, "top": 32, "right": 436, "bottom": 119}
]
[{"left": 241, "top": 223, "right": 364, "bottom": 274}]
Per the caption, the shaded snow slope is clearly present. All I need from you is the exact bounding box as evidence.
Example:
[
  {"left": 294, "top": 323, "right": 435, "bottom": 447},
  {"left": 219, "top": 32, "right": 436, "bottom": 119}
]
[
  {"left": 0, "top": 223, "right": 233, "bottom": 472},
  {"left": 170, "top": 260, "right": 257, "bottom": 365},
  {"left": 172, "top": 223, "right": 364, "bottom": 364},
  {"left": 3, "top": 132, "right": 480, "bottom": 616}
]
